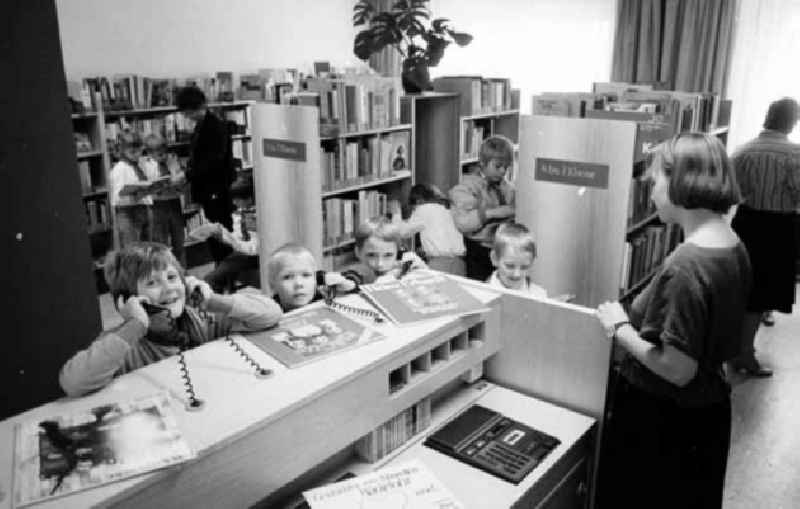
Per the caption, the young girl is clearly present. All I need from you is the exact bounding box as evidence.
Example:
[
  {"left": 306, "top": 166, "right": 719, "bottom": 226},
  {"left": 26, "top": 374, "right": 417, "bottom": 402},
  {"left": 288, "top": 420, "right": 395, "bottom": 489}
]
[
  {"left": 109, "top": 130, "right": 154, "bottom": 247},
  {"left": 343, "top": 216, "right": 428, "bottom": 285},
  {"left": 59, "top": 242, "right": 282, "bottom": 397},
  {"left": 396, "top": 184, "right": 466, "bottom": 276},
  {"left": 267, "top": 243, "right": 358, "bottom": 312}
]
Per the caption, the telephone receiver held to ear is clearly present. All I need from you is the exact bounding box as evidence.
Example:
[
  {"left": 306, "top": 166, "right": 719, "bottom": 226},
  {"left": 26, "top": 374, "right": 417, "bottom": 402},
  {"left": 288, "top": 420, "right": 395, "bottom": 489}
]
[
  {"left": 396, "top": 248, "right": 413, "bottom": 280},
  {"left": 316, "top": 270, "right": 336, "bottom": 304}
]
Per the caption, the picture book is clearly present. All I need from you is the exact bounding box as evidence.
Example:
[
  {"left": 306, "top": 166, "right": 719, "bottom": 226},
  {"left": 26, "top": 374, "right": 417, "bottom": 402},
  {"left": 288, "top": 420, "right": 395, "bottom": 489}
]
[
  {"left": 12, "top": 393, "right": 194, "bottom": 508},
  {"left": 118, "top": 176, "right": 177, "bottom": 197},
  {"left": 359, "top": 273, "right": 489, "bottom": 325},
  {"left": 388, "top": 131, "right": 410, "bottom": 174},
  {"left": 245, "top": 306, "right": 385, "bottom": 368},
  {"left": 302, "top": 459, "right": 463, "bottom": 509}
]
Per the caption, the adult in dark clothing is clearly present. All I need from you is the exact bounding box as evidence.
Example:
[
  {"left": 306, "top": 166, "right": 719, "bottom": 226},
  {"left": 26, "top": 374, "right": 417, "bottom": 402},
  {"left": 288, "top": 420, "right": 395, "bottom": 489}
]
[
  {"left": 597, "top": 134, "right": 750, "bottom": 509},
  {"left": 176, "top": 86, "right": 236, "bottom": 264},
  {"left": 730, "top": 97, "right": 800, "bottom": 377}
]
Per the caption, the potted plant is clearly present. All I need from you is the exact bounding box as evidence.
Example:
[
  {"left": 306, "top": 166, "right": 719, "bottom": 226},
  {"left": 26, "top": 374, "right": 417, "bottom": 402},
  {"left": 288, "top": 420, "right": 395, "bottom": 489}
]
[{"left": 353, "top": 0, "right": 473, "bottom": 93}]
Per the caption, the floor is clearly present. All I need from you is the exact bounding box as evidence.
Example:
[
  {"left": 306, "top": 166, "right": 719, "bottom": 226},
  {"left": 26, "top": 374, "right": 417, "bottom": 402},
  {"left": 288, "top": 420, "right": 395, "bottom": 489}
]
[{"left": 97, "top": 279, "right": 800, "bottom": 508}]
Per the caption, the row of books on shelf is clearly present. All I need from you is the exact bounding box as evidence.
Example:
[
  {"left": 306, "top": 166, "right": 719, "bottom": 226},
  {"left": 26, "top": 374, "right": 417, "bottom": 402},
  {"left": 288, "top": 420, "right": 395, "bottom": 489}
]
[
  {"left": 461, "top": 123, "right": 485, "bottom": 160},
  {"left": 354, "top": 396, "right": 431, "bottom": 464},
  {"left": 321, "top": 131, "right": 410, "bottom": 191},
  {"left": 232, "top": 138, "right": 253, "bottom": 165},
  {"left": 532, "top": 82, "right": 731, "bottom": 135},
  {"left": 620, "top": 223, "right": 683, "bottom": 292},
  {"left": 627, "top": 176, "right": 656, "bottom": 228},
  {"left": 85, "top": 199, "right": 110, "bottom": 231},
  {"left": 322, "top": 192, "right": 399, "bottom": 248},
  {"left": 433, "top": 76, "right": 519, "bottom": 115},
  {"left": 184, "top": 207, "right": 208, "bottom": 240},
  {"left": 77, "top": 161, "right": 102, "bottom": 194}
]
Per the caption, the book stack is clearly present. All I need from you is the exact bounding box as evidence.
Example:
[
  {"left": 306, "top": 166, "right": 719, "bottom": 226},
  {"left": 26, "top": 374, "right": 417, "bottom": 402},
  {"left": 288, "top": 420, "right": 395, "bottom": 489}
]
[
  {"left": 184, "top": 207, "right": 208, "bottom": 239},
  {"left": 322, "top": 190, "right": 392, "bottom": 247},
  {"left": 627, "top": 176, "right": 655, "bottom": 227},
  {"left": 433, "top": 76, "right": 515, "bottom": 115},
  {"left": 620, "top": 223, "right": 683, "bottom": 291},
  {"left": 85, "top": 199, "right": 110, "bottom": 232},
  {"left": 354, "top": 397, "right": 432, "bottom": 463},
  {"left": 461, "top": 123, "right": 485, "bottom": 159}
]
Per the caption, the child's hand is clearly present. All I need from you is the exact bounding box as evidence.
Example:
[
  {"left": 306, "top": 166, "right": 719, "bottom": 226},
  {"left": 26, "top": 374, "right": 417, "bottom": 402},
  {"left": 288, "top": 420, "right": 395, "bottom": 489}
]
[
  {"left": 400, "top": 251, "right": 427, "bottom": 273},
  {"left": 185, "top": 276, "right": 213, "bottom": 306},
  {"left": 117, "top": 295, "right": 150, "bottom": 328},
  {"left": 486, "top": 205, "right": 515, "bottom": 220},
  {"left": 596, "top": 301, "right": 629, "bottom": 338},
  {"left": 324, "top": 272, "right": 357, "bottom": 292}
]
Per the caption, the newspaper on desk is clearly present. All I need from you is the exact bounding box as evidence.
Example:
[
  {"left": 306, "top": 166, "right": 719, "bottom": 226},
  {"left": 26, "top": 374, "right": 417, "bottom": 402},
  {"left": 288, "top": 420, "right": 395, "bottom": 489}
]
[
  {"left": 302, "top": 459, "right": 463, "bottom": 509},
  {"left": 12, "top": 393, "right": 194, "bottom": 507}
]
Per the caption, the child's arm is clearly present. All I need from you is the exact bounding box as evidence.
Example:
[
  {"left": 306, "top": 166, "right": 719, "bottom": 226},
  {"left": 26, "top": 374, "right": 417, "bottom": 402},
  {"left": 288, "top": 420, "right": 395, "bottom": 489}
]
[
  {"left": 187, "top": 277, "right": 282, "bottom": 333},
  {"left": 59, "top": 296, "right": 151, "bottom": 397}
]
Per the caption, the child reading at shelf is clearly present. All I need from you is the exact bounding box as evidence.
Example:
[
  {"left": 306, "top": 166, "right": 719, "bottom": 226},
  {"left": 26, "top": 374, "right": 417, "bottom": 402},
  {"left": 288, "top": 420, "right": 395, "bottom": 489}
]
[
  {"left": 343, "top": 216, "right": 429, "bottom": 285},
  {"left": 140, "top": 133, "right": 187, "bottom": 265},
  {"left": 486, "top": 222, "right": 548, "bottom": 299},
  {"left": 201, "top": 179, "right": 261, "bottom": 293},
  {"left": 109, "top": 130, "right": 155, "bottom": 247},
  {"left": 267, "top": 243, "right": 360, "bottom": 312},
  {"left": 59, "top": 242, "right": 282, "bottom": 397},
  {"left": 449, "top": 134, "right": 516, "bottom": 281},
  {"left": 395, "top": 184, "right": 466, "bottom": 276}
]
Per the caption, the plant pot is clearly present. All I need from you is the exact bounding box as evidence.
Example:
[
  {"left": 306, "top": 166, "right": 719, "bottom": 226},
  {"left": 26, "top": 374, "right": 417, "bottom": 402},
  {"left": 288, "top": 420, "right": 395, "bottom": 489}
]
[{"left": 401, "top": 60, "right": 432, "bottom": 94}]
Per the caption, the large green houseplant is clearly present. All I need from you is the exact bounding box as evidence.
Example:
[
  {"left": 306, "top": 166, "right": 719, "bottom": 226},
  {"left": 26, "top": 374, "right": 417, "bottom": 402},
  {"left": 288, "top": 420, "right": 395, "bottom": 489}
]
[{"left": 353, "top": 0, "right": 473, "bottom": 93}]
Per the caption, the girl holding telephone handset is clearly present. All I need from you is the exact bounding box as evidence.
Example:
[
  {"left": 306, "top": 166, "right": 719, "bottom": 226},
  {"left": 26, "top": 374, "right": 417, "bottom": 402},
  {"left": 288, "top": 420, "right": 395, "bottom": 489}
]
[{"left": 59, "top": 242, "right": 282, "bottom": 398}]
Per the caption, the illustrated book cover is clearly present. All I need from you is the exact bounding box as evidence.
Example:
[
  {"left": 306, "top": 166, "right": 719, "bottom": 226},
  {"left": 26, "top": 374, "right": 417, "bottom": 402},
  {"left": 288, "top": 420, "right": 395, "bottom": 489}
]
[
  {"left": 12, "top": 393, "right": 194, "bottom": 507},
  {"left": 246, "top": 306, "right": 385, "bottom": 368}
]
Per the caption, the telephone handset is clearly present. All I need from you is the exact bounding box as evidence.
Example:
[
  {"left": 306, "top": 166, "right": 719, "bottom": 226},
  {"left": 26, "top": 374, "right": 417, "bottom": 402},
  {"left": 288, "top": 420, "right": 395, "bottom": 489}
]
[
  {"left": 396, "top": 248, "right": 413, "bottom": 280},
  {"left": 315, "top": 270, "right": 384, "bottom": 323}
]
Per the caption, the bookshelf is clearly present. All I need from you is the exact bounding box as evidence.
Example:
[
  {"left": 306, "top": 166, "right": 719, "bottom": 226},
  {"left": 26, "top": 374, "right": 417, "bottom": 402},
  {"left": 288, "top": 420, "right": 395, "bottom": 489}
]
[{"left": 516, "top": 89, "right": 732, "bottom": 307}]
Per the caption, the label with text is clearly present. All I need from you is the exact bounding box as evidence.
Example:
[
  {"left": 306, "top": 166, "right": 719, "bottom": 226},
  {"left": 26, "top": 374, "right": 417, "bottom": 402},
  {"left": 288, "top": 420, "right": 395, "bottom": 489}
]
[
  {"left": 534, "top": 158, "right": 609, "bottom": 189},
  {"left": 262, "top": 138, "right": 307, "bottom": 162}
]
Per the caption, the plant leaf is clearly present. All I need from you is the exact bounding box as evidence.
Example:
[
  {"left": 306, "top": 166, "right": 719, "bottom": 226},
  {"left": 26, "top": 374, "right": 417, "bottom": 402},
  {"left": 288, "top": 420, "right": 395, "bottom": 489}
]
[
  {"left": 353, "top": 1, "right": 374, "bottom": 26},
  {"left": 431, "top": 17, "right": 450, "bottom": 32},
  {"left": 447, "top": 30, "right": 473, "bottom": 47},
  {"left": 425, "top": 35, "right": 449, "bottom": 67},
  {"left": 354, "top": 30, "right": 380, "bottom": 60}
]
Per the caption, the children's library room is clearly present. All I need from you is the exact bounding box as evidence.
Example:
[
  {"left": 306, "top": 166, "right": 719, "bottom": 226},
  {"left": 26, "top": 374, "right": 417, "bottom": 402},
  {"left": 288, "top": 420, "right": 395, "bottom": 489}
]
[{"left": 5, "top": 0, "right": 800, "bottom": 507}]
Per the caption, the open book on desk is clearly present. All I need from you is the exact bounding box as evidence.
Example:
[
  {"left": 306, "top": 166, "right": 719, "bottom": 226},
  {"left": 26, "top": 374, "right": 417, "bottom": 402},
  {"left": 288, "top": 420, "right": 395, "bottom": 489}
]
[
  {"left": 359, "top": 272, "right": 490, "bottom": 325},
  {"left": 12, "top": 393, "right": 194, "bottom": 508},
  {"left": 118, "top": 177, "right": 181, "bottom": 197}
]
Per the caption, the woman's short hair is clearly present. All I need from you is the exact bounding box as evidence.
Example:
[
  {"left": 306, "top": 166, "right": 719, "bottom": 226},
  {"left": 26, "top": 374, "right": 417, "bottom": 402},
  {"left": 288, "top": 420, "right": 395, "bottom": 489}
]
[
  {"left": 479, "top": 135, "right": 514, "bottom": 167},
  {"left": 763, "top": 97, "right": 799, "bottom": 132},
  {"left": 353, "top": 216, "right": 403, "bottom": 249},
  {"left": 492, "top": 222, "right": 537, "bottom": 259},
  {"left": 650, "top": 133, "right": 741, "bottom": 213},
  {"left": 104, "top": 242, "right": 183, "bottom": 301},
  {"left": 176, "top": 86, "right": 207, "bottom": 111},
  {"left": 266, "top": 243, "right": 315, "bottom": 288}
]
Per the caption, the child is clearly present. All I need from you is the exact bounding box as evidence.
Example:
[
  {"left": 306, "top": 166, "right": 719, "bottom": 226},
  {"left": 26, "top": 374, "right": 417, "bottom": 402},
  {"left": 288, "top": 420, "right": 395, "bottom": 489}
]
[
  {"left": 449, "top": 135, "right": 516, "bottom": 281},
  {"left": 202, "top": 179, "right": 261, "bottom": 293},
  {"left": 59, "top": 242, "right": 282, "bottom": 397},
  {"left": 109, "top": 130, "right": 154, "bottom": 247},
  {"left": 486, "top": 222, "right": 548, "bottom": 299},
  {"left": 267, "top": 243, "right": 359, "bottom": 312},
  {"left": 396, "top": 184, "right": 466, "bottom": 276},
  {"left": 343, "top": 216, "right": 428, "bottom": 285},
  {"left": 140, "top": 133, "right": 187, "bottom": 265}
]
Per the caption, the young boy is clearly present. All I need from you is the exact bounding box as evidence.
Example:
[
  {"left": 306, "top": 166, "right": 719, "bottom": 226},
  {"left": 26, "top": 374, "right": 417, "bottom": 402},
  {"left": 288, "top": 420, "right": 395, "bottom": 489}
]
[
  {"left": 486, "top": 222, "right": 548, "bottom": 299},
  {"left": 140, "top": 133, "right": 187, "bottom": 265},
  {"left": 267, "top": 243, "right": 359, "bottom": 312},
  {"left": 449, "top": 135, "right": 516, "bottom": 281},
  {"left": 59, "top": 242, "right": 282, "bottom": 397},
  {"left": 109, "top": 130, "right": 154, "bottom": 247},
  {"left": 343, "top": 216, "right": 428, "bottom": 285}
]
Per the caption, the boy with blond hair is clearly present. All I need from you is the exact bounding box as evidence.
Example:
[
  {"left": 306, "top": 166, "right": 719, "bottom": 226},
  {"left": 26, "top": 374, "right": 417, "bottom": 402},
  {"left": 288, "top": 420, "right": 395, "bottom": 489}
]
[{"left": 486, "top": 222, "right": 548, "bottom": 298}]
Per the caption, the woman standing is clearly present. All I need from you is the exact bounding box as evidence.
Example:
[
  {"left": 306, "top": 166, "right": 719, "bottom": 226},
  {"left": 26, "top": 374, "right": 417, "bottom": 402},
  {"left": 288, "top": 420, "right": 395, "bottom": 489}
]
[{"left": 596, "top": 133, "right": 751, "bottom": 509}]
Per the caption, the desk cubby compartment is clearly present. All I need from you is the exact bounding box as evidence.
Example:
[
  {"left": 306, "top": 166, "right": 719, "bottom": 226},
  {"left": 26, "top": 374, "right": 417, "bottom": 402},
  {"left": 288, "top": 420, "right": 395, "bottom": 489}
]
[
  {"left": 449, "top": 332, "right": 469, "bottom": 356},
  {"left": 388, "top": 364, "right": 411, "bottom": 394},
  {"left": 468, "top": 322, "right": 486, "bottom": 347},
  {"left": 431, "top": 342, "right": 451, "bottom": 365},
  {"left": 410, "top": 352, "right": 432, "bottom": 380}
]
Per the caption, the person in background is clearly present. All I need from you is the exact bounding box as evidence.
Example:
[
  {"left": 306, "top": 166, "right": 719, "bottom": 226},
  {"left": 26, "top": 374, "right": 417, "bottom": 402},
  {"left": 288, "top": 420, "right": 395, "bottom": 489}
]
[
  {"left": 395, "top": 183, "right": 466, "bottom": 276},
  {"left": 109, "top": 129, "right": 153, "bottom": 247},
  {"left": 140, "top": 133, "right": 186, "bottom": 265},
  {"left": 343, "top": 216, "right": 428, "bottom": 285},
  {"left": 730, "top": 97, "right": 800, "bottom": 377},
  {"left": 59, "top": 242, "right": 282, "bottom": 397},
  {"left": 267, "top": 243, "right": 359, "bottom": 312},
  {"left": 449, "top": 135, "right": 516, "bottom": 281},
  {"left": 486, "top": 222, "right": 548, "bottom": 298},
  {"left": 596, "top": 133, "right": 750, "bottom": 509},
  {"left": 176, "top": 86, "right": 236, "bottom": 265}
]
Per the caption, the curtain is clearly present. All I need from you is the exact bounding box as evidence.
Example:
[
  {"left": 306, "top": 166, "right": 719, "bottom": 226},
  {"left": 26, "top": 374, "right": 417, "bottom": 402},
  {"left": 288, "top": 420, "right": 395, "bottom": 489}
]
[
  {"left": 726, "top": 0, "right": 800, "bottom": 149},
  {"left": 611, "top": 0, "right": 735, "bottom": 93}
]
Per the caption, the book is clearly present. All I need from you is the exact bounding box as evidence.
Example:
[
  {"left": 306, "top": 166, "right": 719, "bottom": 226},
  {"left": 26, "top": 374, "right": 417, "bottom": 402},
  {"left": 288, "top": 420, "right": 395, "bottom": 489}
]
[
  {"left": 118, "top": 176, "right": 178, "bottom": 197},
  {"left": 302, "top": 459, "right": 463, "bottom": 509},
  {"left": 387, "top": 131, "right": 410, "bottom": 174},
  {"left": 359, "top": 272, "right": 489, "bottom": 325},
  {"left": 12, "top": 393, "right": 194, "bottom": 508},
  {"left": 245, "top": 306, "right": 385, "bottom": 368}
]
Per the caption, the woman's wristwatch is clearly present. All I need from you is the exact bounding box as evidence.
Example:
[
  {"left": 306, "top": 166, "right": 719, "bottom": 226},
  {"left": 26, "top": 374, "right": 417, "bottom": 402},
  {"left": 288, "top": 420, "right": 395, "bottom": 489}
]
[{"left": 611, "top": 320, "right": 631, "bottom": 339}]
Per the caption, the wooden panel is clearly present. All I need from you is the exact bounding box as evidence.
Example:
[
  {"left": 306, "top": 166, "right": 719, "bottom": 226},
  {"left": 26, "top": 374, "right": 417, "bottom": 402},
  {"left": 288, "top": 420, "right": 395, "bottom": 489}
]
[
  {"left": 408, "top": 94, "right": 460, "bottom": 194},
  {"left": 251, "top": 104, "right": 322, "bottom": 290},
  {"left": 516, "top": 115, "right": 637, "bottom": 307},
  {"left": 1, "top": 0, "right": 101, "bottom": 419}
]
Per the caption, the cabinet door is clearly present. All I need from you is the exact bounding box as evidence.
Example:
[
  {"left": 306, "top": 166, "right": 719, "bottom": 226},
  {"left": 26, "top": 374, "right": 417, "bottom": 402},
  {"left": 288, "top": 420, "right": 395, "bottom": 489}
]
[{"left": 536, "top": 458, "right": 588, "bottom": 509}]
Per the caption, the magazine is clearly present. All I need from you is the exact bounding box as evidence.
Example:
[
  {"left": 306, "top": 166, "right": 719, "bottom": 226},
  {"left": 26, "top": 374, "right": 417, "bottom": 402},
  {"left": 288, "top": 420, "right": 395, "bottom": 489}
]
[
  {"left": 245, "top": 306, "right": 385, "bottom": 368},
  {"left": 302, "top": 459, "right": 463, "bottom": 509},
  {"left": 12, "top": 393, "right": 194, "bottom": 507},
  {"left": 359, "top": 273, "right": 489, "bottom": 325}
]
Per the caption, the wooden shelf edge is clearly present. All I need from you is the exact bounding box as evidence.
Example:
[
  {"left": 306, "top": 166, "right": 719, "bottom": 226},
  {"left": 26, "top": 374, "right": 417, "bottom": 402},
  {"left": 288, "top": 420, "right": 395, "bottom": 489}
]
[
  {"left": 334, "top": 123, "right": 413, "bottom": 139},
  {"left": 626, "top": 212, "right": 659, "bottom": 236},
  {"left": 322, "top": 239, "right": 356, "bottom": 253},
  {"left": 620, "top": 266, "right": 660, "bottom": 300},
  {"left": 322, "top": 171, "right": 412, "bottom": 198},
  {"left": 71, "top": 111, "right": 98, "bottom": 119},
  {"left": 77, "top": 150, "right": 103, "bottom": 160},
  {"left": 461, "top": 109, "right": 519, "bottom": 121},
  {"left": 103, "top": 100, "right": 252, "bottom": 117}
]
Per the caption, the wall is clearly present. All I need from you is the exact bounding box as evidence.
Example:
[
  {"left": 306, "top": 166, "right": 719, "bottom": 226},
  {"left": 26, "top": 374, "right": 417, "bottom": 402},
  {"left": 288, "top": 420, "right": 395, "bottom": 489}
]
[{"left": 56, "top": 0, "right": 359, "bottom": 80}]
